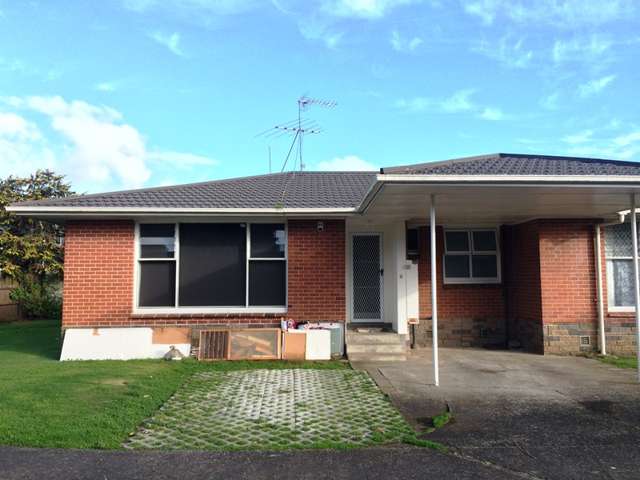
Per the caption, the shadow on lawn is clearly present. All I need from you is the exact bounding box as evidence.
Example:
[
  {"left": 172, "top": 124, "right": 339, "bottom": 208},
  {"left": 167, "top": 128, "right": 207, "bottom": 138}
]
[{"left": 0, "top": 320, "right": 62, "bottom": 361}]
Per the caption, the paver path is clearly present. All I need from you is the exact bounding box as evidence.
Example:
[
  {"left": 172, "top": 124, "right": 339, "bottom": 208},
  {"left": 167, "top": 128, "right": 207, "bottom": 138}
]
[{"left": 125, "top": 369, "right": 413, "bottom": 450}]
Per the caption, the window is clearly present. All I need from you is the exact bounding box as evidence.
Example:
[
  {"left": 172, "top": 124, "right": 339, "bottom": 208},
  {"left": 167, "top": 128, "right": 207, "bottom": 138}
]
[
  {"left": 406, "top": 226, "right": 420, "bottom": 260},
  {"left": 605, "top": 222, "right": 638, "bottom": 309},
  {"left": 443, "top": 229, "right": 500, "bottom": 284},
  {"left": 138, "top": 224, "right": 176, "bottom": 307},
  {"left": 136, "top": 222, "right": 287, "bottom": 311}
]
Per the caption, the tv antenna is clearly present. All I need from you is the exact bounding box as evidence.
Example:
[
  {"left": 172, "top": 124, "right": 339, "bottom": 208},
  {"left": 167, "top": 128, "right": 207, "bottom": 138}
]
[{"left": 256, "top": 95, "right": 337, "bottom": 172}]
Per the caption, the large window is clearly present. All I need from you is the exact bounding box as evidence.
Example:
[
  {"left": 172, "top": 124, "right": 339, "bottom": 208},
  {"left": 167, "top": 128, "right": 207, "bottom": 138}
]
[
  {"left": 136, "top": 222, "right": 287, "bottom": 311},
  {"left": 443, "top": 229, "right": 500, "bottom": 284},
  {"left": 605, "top": 222, "right": 637, "bottom": 309}
]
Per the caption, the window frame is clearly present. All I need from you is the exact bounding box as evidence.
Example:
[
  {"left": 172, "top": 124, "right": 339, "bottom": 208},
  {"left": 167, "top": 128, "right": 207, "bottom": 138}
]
[
  {"left": 443, "top": 228, "right": 501, "bottom": 285},
  {"left": 133, "top": 221, "right": 288, "bottom": 314}
]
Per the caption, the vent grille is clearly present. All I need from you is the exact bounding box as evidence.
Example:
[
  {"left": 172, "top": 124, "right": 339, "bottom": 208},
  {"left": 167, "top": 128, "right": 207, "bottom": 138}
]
[
  {"left": 198, "top": 330, "right": 229, "bottom": 360},
  {"left": 580, "top": 336, "right": 591, "bottom": 346}
]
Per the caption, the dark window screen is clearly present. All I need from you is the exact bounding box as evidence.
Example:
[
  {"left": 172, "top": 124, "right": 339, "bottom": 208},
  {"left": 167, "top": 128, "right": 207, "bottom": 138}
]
[
  {"left": 472, "top": 255, "right": 498, "bottom": 278},
  {"left": 139, "top": 261, "right": 175, "bottom": 306},
  {"left": 249, "top": 261, "right": 286, "bottom": 306},
  {"left": 445, "top": 231, "right": 469, "bottom": 252},
  {"left": 179, "top": 223, "right": 246, "bottom": 306},
  {"left": 140, "top": 224, "right": 175, "bottom": 258},
  {"left": 250, "top": 224, "right": 286, "bottom": 258},
  {"left": 444, "top": 255, "right": 470, "bottom": 278}
]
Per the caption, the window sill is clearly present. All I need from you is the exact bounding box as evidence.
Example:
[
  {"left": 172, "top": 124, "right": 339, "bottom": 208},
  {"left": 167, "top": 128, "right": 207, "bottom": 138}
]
[
  {"left": 607, "top": 307, "right": 635, "bottom": 316},
  {"left": 132, "top": 307, "right": 287, "bottom": 316},
  {"left": 443, "top": 279, "right": 501, "bottom": 285}
]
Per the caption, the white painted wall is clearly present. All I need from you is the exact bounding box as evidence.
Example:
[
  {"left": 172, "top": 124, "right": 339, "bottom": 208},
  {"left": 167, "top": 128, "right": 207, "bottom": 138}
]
[
  {"left": 346, "top": 218, "right": 419, "bottom": 334},
  {"left": 392, "top": 222, "right": 419, "bottom": 335},
  {"left": 60, "top": 328, "right": 191, "bottom": 361}
]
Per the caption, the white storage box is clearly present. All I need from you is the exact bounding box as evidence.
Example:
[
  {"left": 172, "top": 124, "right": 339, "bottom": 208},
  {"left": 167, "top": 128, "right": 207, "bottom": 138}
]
[{"left": 304, "top": 329, "right": 331, "bottom": 360}]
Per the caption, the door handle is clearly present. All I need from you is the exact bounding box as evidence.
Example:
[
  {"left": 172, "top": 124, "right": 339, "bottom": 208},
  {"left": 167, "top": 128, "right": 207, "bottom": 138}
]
[{"left": 380, "top": 268, "right": 384, "bottom": 276}]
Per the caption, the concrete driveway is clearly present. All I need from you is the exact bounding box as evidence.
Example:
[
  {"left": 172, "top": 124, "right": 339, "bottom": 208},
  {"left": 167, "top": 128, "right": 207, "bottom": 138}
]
[{"left": 353, "top": 348, "right": 640, "bottom": 480}]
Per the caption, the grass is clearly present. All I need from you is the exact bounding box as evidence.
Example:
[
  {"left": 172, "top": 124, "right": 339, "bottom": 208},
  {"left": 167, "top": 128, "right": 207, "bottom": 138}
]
[
  {"left": 0, "top": 320, "right": 347, "bottom": 449},
  {"left": 597, "top": 354, "right": 638, "bottom": 370}
]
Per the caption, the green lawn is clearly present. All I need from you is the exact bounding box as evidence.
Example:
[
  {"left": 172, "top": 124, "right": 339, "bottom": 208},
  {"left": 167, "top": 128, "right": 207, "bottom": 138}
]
[
  {"left": 0, "top": 320, "right": 347, "bottom": 449},
  {"left": 597, "top": 354, "right": 638, "bottom": 370}
]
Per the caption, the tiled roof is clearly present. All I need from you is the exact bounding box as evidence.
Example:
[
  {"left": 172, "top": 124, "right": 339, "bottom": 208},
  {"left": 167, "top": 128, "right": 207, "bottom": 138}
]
[
  {"left": 13, "top": 171, "right": 378, "bottom": 209},
  {"left": 382, "top": 153, "right": 640, "bottom": 176},
  {"left": 10, "top": 153, "right": 640, "bottom": 212}
]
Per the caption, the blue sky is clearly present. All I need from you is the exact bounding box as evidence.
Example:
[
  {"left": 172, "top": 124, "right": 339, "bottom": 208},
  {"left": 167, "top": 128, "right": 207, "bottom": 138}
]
[{"left": 0, "top": 0, "right": 639, "bottom": 193}]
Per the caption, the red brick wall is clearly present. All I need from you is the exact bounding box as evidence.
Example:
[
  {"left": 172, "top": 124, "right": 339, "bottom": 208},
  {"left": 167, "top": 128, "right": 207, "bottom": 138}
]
[
  {"left": 538, "top": 220, "right": 598, "bottom": 325},
  {"left": 63, "top": 221, "right": 135, "bottom": 327},
  {"left": 287, "top": 219, "right": 346, "bottom": 322},
  {"left": 62, "top": 219, "right": 346, "bottom": 329},
  {"left": 503, "top": 221, "right": 543, "bottom": 351}
]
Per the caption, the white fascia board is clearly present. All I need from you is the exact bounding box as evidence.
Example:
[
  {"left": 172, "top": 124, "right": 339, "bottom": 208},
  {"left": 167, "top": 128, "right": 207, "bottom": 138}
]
[
  {"left": 378, "top": 174, "right": 640, "bottom": 184},
  {"left": 5, "top": 206, "right": 357, "bottom": 216}
]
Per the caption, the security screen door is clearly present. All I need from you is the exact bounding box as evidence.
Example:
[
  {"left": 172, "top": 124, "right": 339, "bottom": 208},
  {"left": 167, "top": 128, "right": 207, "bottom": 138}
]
[{"left": 352, "top": 233, "right": 383, "bottom": 322}]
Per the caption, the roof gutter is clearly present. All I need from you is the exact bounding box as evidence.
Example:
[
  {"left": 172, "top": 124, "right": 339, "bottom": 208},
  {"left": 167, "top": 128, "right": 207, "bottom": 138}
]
[
  {"left": 5, "top": 206, "right": 358, "bottom": 218},
  {"left": 378, "top": 173, "right": 640, "bottom": 185}
]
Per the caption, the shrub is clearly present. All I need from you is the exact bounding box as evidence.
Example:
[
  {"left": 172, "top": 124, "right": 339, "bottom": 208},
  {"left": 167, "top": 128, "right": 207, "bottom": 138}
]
[{"left": 10, "top": 278, "right": 62, "bottom": 320}]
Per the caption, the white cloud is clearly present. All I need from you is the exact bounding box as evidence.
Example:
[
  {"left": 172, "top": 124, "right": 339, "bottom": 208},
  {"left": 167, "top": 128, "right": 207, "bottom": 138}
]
[
  {"left": 0, "top": 112, "right": 41, "bottom": 141},
  {"left": 298, "top": 21, "right": 343, "bottom": 48},
  {"left": 390, "top": 30, "right": 423, "bottom": 52},
  {"left": 314, "top": 155, "right": 377, "bottom": 171},
  {"left": 564, "top": 125, "right": 640, "bottom": 160},
  {"left": 472, "top": 35, "right": 532, "bottom": 68},
  {"left": 0, "top": 96, "right": 218, "bottom": 191},
  {"left": 149, "top": 32, "right": 184, "bottom": 56},
  {"left": 540, "top": 92, "right": 560, "bottom": 110},
  {"left": 613, "top": 131, "right": 640, "bottom": 147},
  {"left": 577, "top": 74, "right": 616, "bottom": 98},
  {"left": 124, "top": 0, "right": 257, "bottom": 16},
  {"left": 563, "top": 129, "right": 593, "bottom": 144},
  {"left": 321, "top": 0, "right": 418, "bottom": 19},
  {"left": 462, "top": 0, "right": 635, "bottom": 28},
  {"left": 440, "top": 89, "right": 476, "bottom": 112},
  {"left": 395, "top": 89, "right": 504, "bottom": 121},
  {"left": 552, "top": 35, "right": 613, "bottom": 66},
  {"left": 478, "top": 107, "right": 504, "bottom": 121},
  {"left": 94, "top": 82, "right": 117, "bottom": 92}
]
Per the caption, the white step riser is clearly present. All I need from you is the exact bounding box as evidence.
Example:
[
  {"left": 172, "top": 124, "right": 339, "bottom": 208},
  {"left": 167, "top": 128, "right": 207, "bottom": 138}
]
[
  {"left": 346, "top": 334, "right": 408, "bottom": 346},
  {"left": 347, "top": 344, "right": 406, "bottom": 354}
]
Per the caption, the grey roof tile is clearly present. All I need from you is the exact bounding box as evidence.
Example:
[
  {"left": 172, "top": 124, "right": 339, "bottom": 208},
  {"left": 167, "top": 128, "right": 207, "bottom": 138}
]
[
  {"left": 382, "top": 153, "right": 640, "bottom": 176},
  {"left": 13, "top": 171, "right": 378, "bottom": 209}
]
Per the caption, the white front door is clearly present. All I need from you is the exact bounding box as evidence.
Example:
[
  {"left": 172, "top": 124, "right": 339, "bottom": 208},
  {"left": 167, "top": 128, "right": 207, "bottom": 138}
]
[{"left": 351, "top": 233, "right": 383, "bottom": 322}]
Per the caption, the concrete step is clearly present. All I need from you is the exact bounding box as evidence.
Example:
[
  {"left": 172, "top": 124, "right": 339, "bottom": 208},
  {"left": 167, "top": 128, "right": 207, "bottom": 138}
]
[
  {"left": 346, "top": 332, "right": 408, "bottom": 345},
  {"left": 347, "top": 343, "right": 406, "bottom": 354},
  {"left": 348, "top": 352, "right": 407, "bottom": 362}
]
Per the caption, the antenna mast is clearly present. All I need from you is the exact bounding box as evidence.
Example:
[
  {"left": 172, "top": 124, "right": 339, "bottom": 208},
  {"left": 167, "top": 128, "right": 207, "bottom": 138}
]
[{"left": 256, "top": 96, "right": 336, "bottom": 172}]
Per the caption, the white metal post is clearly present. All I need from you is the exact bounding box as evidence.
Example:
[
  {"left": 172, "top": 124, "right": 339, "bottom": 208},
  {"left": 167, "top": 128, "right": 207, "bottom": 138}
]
[
  {"left": 631, "top": 194, "right": 640, "bottom": 383},
  {"left": 594, "top": 225, "right": 606, "bottom": 355},
  {"left": 430, "top": 194, "right": 439, "bottom": 386}
]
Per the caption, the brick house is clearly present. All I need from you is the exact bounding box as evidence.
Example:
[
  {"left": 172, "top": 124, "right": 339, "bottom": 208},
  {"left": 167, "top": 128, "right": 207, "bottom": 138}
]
[{"left": 8, "top": 153, "right": 640, "bottom": 363}]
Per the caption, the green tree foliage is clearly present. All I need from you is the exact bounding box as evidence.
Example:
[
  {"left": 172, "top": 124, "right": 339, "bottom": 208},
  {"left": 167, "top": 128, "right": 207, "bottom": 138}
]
[{"left": 0, "top": 169, "right": 73, "bottom": 282}]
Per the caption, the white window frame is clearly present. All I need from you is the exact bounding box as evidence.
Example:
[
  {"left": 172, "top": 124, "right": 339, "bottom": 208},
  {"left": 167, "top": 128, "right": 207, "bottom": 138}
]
[
  {"left": 443, "top": 228, "right": 501, "bottom": 285},
  {"left": 605, "top": 257, "right": 636, "bottom": 313},
  {"left": 133, "top": 221, "right": 288, "bottom": 315},
  {"left": 604, "top": 222, "right": 637, "bottom": 313}
]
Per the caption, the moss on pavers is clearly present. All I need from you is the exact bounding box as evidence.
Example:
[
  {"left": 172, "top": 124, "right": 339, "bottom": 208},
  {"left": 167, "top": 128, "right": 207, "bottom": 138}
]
[{"left": 125, "top": 369, "right": 416, "bottom": 451}]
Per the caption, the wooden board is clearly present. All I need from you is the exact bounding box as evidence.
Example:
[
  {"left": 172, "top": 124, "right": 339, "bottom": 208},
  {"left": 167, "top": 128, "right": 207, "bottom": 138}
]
[
  {"left": 152, "top": 327, "right": 191, "bottom": 345},
  {"left": 282, "top": 331, "right": 306, "bottom": 360},
  {"left": 228, "top": 329, "right": 281, "bottom": 360}
]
